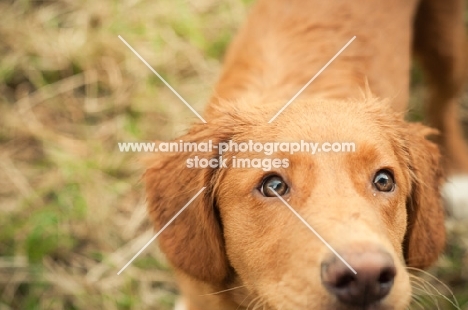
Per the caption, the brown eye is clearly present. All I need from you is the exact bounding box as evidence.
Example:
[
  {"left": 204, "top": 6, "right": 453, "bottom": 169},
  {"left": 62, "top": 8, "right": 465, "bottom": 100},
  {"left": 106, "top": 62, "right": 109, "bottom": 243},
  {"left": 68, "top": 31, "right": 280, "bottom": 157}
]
[
  {"left": 373, "top": 170, "right": 395, "bottom": 192},
  {"left": 260, "top": 175, "right": 289, "bottom": 197}
]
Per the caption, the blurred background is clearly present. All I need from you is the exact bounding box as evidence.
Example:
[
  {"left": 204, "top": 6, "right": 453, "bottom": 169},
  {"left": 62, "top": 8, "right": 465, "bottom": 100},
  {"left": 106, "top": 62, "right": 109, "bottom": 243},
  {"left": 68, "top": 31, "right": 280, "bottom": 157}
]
[{"left": 0, "top": 0, "right": 467, "bottom": 309}]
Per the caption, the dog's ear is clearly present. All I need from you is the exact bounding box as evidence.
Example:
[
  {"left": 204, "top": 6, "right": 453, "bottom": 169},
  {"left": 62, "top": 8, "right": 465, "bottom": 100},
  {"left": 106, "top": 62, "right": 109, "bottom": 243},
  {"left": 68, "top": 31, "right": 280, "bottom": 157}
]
[
  {"left": 403, "top": 123, "right": 445, "bottom": 269},
  {"left": 144, "top": 123, "right": 230, "bottom": 283}
]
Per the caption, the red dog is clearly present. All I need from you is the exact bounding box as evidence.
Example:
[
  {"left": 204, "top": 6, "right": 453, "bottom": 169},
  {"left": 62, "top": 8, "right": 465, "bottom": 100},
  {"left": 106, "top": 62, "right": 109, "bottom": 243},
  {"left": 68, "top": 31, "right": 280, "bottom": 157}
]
[{"left": 145, "top": 0, "right": 467, "bottom": 309}]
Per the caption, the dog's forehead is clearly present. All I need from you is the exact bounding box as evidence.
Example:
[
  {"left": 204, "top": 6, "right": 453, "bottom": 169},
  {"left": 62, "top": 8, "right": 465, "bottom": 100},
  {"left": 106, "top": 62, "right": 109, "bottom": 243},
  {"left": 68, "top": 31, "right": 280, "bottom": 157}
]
[{"left": 239, "top": 99, "right": 397, "bottom": 144}]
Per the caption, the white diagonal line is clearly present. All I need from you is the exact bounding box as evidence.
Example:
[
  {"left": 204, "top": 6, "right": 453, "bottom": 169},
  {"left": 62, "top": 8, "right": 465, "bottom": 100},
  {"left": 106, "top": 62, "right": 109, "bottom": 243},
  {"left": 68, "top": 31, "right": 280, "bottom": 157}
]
[
  {"left": 117, "top": 187, "right": 206, "bottom": 275},
  {"left": 118, "top": 35, "right": 207, "bottom": 123},
  {"left": 271, "top": 190, "right": 357, "bottom": 274},
  {"left": 268, "top": 36, "right": 356, "bottom": 123}
]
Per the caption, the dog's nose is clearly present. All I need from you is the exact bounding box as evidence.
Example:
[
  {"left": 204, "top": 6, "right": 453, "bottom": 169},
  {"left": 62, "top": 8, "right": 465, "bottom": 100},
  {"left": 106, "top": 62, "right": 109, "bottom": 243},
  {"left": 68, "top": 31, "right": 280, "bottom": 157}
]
[{"left": 320, "top": 250, "right": 396, "bottom": 306}]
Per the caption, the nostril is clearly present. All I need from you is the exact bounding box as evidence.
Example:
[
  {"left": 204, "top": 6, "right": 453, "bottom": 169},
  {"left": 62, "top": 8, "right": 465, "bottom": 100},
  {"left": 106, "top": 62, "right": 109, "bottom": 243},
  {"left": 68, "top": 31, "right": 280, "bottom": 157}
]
[
  {"left": 335, "top": 273, "right": 356, "bottom": 289},
  {"left": 378, "top": 267, "right": 396, "bottom": 286}
]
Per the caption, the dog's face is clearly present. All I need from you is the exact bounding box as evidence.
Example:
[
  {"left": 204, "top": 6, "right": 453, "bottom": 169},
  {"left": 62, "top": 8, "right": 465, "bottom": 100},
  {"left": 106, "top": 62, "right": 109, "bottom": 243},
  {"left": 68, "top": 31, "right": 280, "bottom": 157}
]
[{"left": 145, "top": 98, "right": 445, "bottom": 310}]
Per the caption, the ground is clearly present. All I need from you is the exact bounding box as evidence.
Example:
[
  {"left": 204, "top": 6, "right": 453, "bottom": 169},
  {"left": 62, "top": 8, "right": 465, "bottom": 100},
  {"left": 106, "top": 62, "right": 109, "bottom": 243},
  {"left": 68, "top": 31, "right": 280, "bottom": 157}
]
[{"left": 0, "top": 0, "right": 467, "bottom": 309}]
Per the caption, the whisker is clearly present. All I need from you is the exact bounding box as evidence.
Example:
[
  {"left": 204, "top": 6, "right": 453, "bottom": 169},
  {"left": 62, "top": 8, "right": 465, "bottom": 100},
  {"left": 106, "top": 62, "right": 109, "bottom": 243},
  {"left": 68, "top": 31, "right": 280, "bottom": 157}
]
[
  {"left": 237, "top": 291, "right": 254, "bottom": 310},
  {"left": 253, "top": 297, "right": 265, "bottom": 310},
  {"left": 407, "top": 268, "right": 460, "bottom": 309},
  {"left": 409, "top": 294, "right": 429, "bottom": 310},
  {"left": 410, "top": 283, "right": 439, "bottom": 309},
  {"left": 414, "top": 297, "right": 431, "bottom": 310},
  {"left": 407, "top": 267, "right": 457, "bottom": 301},
  {"left": 410, "top": 275, "right": 436, "bottom": 298},
  {"left": 246, "top": 295, "right": 262, "bottom": 310},
  {"left": 200, "top": 285, "right": 246, "bottom": 296}
]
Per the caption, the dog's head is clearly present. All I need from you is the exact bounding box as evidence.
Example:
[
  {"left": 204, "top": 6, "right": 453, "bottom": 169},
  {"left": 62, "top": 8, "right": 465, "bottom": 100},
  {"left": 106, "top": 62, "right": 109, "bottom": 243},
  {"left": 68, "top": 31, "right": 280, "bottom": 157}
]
[{"left": 145, "top": 98, "right": 444, "bottom": 309}]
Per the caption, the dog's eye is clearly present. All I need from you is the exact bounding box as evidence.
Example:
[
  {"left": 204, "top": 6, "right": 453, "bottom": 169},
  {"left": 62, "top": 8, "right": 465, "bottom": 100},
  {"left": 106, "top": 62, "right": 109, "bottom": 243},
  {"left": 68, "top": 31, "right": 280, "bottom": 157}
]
[
  {"left": 373, "top": 170, "right": 395, "bottom": 192},
  {"left": 260, "top": 175, "right": 289, "bottom": 197}
]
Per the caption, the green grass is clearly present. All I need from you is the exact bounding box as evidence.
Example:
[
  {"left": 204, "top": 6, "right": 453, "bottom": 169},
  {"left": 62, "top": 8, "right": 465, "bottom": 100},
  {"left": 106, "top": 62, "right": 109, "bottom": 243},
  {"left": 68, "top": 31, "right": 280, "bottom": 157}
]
[{"left": 0, "top": 0, "right": 467, "bottom": 309}]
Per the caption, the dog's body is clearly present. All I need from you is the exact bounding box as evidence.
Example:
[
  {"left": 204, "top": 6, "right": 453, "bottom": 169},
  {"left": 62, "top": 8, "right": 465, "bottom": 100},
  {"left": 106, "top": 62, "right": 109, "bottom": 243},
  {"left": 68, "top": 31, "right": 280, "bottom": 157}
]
[{"left": 145, "top": 0, "right": 467, "bottom": 309}]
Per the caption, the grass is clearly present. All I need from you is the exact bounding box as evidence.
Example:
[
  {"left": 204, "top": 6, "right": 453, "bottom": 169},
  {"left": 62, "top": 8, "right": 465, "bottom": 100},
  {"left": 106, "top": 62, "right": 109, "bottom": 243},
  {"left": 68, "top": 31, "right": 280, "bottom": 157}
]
[{"left": 0, "top": 0, "right": 467, "bottom": 309}]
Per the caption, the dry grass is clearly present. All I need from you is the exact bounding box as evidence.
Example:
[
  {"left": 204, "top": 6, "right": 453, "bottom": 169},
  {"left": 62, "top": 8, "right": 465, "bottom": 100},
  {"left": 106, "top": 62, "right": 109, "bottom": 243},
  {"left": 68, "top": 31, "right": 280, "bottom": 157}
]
[{"left": 0, "top": 0, "right": 467, "bottom": 309}]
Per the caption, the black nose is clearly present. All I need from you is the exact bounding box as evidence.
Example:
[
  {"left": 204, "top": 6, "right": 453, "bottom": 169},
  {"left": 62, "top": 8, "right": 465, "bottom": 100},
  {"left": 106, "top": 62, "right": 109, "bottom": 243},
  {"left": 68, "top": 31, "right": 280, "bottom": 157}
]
[{"left": 320, "top": 250, "right": 396, "bottom": 306}]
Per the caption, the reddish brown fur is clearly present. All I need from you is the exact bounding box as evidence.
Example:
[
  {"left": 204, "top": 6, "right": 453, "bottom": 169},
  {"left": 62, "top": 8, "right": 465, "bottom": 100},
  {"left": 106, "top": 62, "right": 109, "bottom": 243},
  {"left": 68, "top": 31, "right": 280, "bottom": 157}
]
[{"left": 145, "top": 0, "right": 466, "bottom": 309}]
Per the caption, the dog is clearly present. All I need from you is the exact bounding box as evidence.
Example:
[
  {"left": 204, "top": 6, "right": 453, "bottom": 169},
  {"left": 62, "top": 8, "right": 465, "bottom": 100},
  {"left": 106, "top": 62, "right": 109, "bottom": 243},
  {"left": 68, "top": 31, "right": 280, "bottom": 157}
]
[{"left": 145, "top": 0, "right": 467, "bottom": 309}]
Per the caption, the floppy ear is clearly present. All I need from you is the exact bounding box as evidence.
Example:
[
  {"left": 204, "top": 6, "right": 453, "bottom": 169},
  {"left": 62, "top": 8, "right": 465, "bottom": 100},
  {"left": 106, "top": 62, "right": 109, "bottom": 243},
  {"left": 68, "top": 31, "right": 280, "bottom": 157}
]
[
  {"left": 144, "top": 123, "right": 230, "bottom": 283},
  {"left": 403, "top": 123, "right": 445, "bottom": 269}
]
